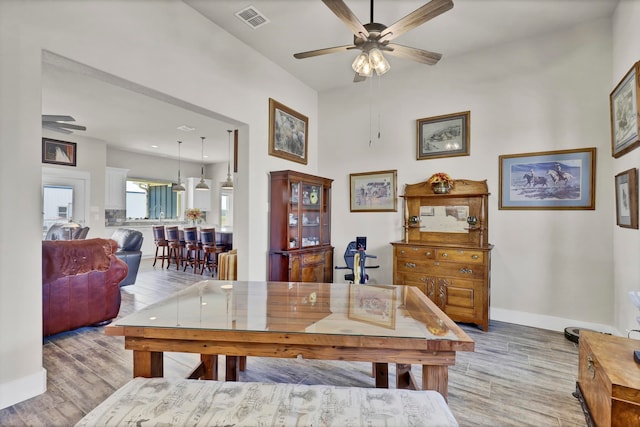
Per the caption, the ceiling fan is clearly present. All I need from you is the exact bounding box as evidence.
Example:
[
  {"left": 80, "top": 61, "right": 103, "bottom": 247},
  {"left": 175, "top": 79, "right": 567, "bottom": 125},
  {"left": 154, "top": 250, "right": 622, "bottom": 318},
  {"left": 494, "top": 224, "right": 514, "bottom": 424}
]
[
  {"left": 294, "top": 0, "right": 453, "bottom": 82},
  {"left": 42, "top": 115, "right": 86, "bottom": 134}
]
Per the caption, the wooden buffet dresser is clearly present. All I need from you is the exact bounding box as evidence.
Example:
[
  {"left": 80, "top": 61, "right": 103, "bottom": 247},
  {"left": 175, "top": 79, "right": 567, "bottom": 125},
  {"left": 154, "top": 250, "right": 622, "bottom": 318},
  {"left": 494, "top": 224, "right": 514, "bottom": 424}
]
[
  {"left": 576, "top": 330, "right": 640, "bottom": 426},
  {"left": 392, "top": 179, "right": 493, "bottom": 331}
]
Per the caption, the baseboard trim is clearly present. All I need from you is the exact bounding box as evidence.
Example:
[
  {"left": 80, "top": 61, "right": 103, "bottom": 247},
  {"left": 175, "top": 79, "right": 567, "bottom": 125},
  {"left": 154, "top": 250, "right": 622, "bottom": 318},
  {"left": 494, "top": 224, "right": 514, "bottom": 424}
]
[
  {"left": 490, "top": 307, "right": 620, "bottom": 336},
  {"left": 0, "top": 368, "right": 47, "bottom": 410}
]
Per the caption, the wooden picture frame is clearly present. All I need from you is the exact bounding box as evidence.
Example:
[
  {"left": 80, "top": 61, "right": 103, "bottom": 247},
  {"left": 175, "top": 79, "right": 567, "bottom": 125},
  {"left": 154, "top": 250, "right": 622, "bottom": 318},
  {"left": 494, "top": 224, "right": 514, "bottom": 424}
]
[
  {"left": 499, "top": 147, "right": 596, "bottom": 210},
  {"left": 268, "top": 98, "right": 308, "bottom": 165},
  {"left": 610, "top": 61, "right": 640, "bottom": 158},
  {"left": 349, "top": 169, "right": 397, "bottom": 212},
  {"left": 615, "top": 168, "right": 638, "bottom": 229},
  {"left": 42, "top": 138, "right": 76, "bottom": 167},
  {"left": 416, "top": 111, "right": 470, "bottom": 160},
  {"left": 348, "top": 284, "right": 396, "bottom": 329}
]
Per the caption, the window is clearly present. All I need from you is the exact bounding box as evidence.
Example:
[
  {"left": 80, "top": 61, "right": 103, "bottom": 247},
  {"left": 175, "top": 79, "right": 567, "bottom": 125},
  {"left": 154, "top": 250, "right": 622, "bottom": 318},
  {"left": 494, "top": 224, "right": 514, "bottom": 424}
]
[
  {"left": 220, "top": 188, "right": 233, "bottom": 230},
  {"left": 126, "top": 179, "right": 182, "bottom": 220}
]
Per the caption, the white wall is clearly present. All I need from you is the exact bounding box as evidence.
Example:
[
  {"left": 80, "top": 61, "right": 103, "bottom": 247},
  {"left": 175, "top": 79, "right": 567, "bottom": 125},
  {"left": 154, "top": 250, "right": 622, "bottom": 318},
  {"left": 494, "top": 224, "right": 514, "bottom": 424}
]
[
  {"left": 320, "top": 18, "right": 615, "bottom": 333},
  {"left": 0, "top": 0, "right": 317, "bottom": 409},
  {"left": 612, "top": 1, "right": 640, "bottom": 336}
]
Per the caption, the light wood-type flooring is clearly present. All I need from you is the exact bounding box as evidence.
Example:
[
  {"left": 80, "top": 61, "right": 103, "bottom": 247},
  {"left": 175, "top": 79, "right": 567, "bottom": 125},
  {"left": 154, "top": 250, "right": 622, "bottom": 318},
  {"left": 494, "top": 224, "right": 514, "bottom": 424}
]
[{"left": 0, "top": 258, "right": 587, "bottom": 426}]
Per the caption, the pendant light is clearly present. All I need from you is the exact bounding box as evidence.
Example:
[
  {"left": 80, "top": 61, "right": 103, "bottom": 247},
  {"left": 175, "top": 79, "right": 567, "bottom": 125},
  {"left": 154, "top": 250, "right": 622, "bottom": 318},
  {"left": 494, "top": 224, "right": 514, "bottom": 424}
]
[
  {"left": 171, "top": 140, "right": 186, "bottom": 192},
  {"left": 221, "top": 130, "right": 234, "bottom": 190},
  {"left": 195, "top": 136, "right": 209, "bottom": 191}
]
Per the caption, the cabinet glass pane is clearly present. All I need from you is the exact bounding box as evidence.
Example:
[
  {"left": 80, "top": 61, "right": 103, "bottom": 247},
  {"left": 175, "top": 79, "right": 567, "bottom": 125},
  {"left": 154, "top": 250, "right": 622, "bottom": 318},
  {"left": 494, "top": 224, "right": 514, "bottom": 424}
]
[
  {"left": 301, "top": 184, "right": 321, "bottom": 247},
  {"left": 288, "top": 182, "right": 300, "bottom": 248}
]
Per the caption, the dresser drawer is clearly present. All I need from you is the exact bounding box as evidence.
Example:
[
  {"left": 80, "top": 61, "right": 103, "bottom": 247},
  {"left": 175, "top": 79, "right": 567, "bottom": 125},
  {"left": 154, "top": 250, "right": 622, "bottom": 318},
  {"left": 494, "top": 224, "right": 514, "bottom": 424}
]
[
  {"left": 395, "top": 245, "right": 436, "bottom": 260},
  {"left": 301, "top": 252, "right": 324, "bottom": 264},
  {"left": 397, "top": 259, "right": 484, "bottom": 280},
  {"left": 435, "top": 249, "right": 484, "bottom": 264}
]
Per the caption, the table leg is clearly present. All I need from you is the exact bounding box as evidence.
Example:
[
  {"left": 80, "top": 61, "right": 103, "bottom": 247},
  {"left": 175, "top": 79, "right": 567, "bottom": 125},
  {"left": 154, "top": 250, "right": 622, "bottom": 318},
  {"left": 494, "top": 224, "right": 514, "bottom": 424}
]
[
  {"left": 201, "top": 354, "right": 218, "bottom": 380},
  {"left": 225, "top": 355, "right": 239, "bottom": 381},
  {"left": 422, "top": 365, "right": 448, "bottom": 400},
  {"left": 133, "top": 350, "right": 163, "bottom": 378},
  {"left": 396, "top": 364, "right": 418, "bottom": 390},
  {"left": 373, "top": 363, "right": 389, "bottom": 388}
]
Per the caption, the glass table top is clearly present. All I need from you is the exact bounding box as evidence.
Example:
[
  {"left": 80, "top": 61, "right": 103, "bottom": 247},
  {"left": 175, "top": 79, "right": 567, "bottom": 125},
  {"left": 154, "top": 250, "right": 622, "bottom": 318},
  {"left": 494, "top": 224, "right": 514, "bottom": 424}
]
[{"left": 113, "top": 280, "right": 463, "bottom": 341}]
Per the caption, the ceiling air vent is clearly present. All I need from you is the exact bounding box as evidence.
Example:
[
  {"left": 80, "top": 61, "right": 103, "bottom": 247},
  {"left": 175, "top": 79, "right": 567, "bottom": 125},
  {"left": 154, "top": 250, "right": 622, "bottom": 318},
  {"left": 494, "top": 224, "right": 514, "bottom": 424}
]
[{"left": 235, "top": 6, "right": 270, "bottom": 29}]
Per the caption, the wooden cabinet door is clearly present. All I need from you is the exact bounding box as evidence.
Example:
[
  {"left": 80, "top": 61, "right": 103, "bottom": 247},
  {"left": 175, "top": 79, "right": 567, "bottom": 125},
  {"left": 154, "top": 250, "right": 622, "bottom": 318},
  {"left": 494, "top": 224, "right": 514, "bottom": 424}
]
[{"left": 438, "top": 277, "right": 483, "bottom": 323}]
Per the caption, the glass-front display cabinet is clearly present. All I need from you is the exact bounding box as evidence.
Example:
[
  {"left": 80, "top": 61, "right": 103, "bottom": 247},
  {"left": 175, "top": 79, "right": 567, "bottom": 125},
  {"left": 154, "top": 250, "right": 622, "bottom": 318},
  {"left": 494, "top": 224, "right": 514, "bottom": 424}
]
[{"left": 269, "top": 170, "right": 333, "bottom": 282}]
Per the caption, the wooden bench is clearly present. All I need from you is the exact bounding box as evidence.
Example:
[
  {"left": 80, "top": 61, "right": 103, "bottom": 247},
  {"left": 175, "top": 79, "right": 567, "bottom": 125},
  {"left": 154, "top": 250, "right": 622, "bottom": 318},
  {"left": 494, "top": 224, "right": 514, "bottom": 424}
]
[{"left": 75, "top": 378, "right": 459, "bottom": 426}]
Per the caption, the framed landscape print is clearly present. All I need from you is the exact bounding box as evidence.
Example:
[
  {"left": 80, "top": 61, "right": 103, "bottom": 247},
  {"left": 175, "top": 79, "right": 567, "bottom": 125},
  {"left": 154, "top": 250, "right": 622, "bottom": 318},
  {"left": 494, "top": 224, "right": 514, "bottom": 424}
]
[
  {"left": 499, "top": 147, "right": 596, "bottom": 210},
  {"left": 42, "top": 138, "right": 76, "bottom": 167},
  {"left": 610, "top": 61, "right": 640, "bottom": 158},
  {"left": 615, "top": 168, "right": 638, "bottom": 229},
  {"left": 349, "top": 170, "right": 397, "bottom": 212},
  {"left": 416, "top": 111, "right": 470, "bottom": 160},
  {"left": 268, "top": 98, "right": 308, "bottom": 165}
]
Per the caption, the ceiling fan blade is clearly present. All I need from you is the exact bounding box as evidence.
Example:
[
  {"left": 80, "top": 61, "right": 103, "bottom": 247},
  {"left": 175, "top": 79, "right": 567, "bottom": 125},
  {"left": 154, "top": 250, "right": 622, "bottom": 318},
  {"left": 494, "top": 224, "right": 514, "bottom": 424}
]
[
  {"left": 380, "top": 0, "right": 453, "bottom": 42},
  {"left": 42, "top": 115, "right": 75, "bottom": 123},
  {"left": 322, "top": 0, "right": 369, "bottom": 38},
  {"left": 294, "top": 44, "right": 355, "bottom": 59},
  {"left": 48, "top": 122, "right": 87, "bottom": 131},
  {"left": 386, "top": 43, "right": 442, "bottom": 65},
  {"left": 43, "top": 123, "right": 73, "bottom": 134},
  {"left": 353, "top": 72, "right": 367, "bottom": 83}
]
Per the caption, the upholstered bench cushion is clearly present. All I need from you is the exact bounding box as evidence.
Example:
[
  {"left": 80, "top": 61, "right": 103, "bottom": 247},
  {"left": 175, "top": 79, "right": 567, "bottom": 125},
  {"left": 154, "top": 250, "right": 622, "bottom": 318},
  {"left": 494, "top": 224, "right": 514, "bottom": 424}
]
[{"left": 75, "top": 378, "right": 459, "bottom": 426}]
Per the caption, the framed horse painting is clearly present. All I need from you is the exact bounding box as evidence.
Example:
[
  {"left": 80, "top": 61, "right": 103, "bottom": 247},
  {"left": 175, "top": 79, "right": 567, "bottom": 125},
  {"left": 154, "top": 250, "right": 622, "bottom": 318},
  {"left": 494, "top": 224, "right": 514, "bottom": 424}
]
[{"left": 498, "top": 148, "right": 596, "bottom": 210}]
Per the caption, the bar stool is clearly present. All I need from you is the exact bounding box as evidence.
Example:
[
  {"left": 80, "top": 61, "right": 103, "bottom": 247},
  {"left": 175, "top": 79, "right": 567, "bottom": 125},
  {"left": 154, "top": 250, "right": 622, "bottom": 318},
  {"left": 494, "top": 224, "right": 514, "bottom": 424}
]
[
  {"left": 152, "top": 225, "right": 169, "bottom": 268},
  {"left": 165, "top": 225, "right": 184, "bottom": 270},
  {"left": 183, "top": 226, "right": 203, "bottom": 274},
  {"left": 200, "top": 228, "right": 224, "bottom": 277}
]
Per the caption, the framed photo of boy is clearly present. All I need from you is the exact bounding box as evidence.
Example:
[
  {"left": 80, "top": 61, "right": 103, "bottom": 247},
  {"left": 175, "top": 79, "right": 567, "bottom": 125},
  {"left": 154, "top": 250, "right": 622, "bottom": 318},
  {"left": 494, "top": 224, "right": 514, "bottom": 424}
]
[
  {"left": 42, "top": 138, "right": 77, "bottom": 167},
  {"left": 615, "top": 168, "right": 638, "bottom": 229},
  {"left": 268, "top": 98, "right": 308, "bottom": 165}
]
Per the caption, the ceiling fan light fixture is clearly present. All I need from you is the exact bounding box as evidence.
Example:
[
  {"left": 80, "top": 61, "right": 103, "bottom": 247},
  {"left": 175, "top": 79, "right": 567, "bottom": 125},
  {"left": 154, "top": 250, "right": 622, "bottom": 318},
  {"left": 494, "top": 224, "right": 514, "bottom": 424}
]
[
  {"left": 352, "top": 52, "right": 369, "bottom": 73},
  {"left": 369, "top": 48, "right": 390, "bottom": 76}
]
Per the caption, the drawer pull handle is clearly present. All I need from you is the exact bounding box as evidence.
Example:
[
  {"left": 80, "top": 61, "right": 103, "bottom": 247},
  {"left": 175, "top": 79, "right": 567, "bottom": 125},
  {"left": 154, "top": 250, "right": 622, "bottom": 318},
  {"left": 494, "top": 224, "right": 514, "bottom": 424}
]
[
  {"left": 460, "top": 267, "right": 473, "bottom": 274},
  {"left": 400, "top": 250, "right": 405, "bottom": 255},
  {"left": 426, "top": 252, "right": 432, "bottom": 257},
  {"left": 587, "top": 354, "right": 595, "bottom": 379},
  {"left": 405, "top": 262, "right": 416, "bottom": 268},
  {"left": 441, "top": 253, "right": 448, "bottom": 258},
  {"left": 472, "top": 255, "right": 479, "bottom": 260}
]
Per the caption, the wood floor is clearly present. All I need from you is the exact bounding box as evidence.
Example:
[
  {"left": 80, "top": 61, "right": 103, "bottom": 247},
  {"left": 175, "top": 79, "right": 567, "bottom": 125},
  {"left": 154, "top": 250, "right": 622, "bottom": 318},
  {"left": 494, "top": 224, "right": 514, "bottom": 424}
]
[{"left": 0, "top": 258, "right": 587, "bottom": 426}]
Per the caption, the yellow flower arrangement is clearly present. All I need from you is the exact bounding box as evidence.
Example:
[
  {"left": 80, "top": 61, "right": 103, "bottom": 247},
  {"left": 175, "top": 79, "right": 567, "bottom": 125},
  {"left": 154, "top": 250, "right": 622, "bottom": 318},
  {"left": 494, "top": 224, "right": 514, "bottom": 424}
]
[
  {"left": 185, "top": 208, "right": 203, "bottom": 222},
  {"left": 428, "top": 172, "right": 453, "bottom": 187}
]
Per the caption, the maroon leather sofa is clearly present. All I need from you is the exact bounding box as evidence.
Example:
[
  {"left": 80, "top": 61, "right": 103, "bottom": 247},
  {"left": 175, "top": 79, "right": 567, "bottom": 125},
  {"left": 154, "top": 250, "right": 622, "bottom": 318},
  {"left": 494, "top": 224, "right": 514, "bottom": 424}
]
[{"left": 42, "top": 238, "right": 128, "bottom": 337}]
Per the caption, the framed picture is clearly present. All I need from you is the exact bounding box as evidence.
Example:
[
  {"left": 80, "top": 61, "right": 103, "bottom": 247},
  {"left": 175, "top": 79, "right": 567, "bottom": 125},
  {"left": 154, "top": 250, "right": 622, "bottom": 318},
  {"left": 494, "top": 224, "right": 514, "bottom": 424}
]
[
  {"left": 499, "top": 147, "right": 596, "bottom": 210},
  {"left": 416, "top": 111, "right": 470, "bottom": 160},
  {"left": 615, "top": 168, "right": 638, "bottom": 229},
  {"left": 349, "top": 169, "right": 397, "bottom": 212},
  {"left": 268, "top": 98, "right": 308, "bottom": 164},
  {"left": 610, "top": 61, "right": 640, "bottom": 158},
  {"left": 42, "top": 138, "right": 76, "bottom": 166},
  {"left": 348, "top": 284, "right": 396, "bottom": 329}
]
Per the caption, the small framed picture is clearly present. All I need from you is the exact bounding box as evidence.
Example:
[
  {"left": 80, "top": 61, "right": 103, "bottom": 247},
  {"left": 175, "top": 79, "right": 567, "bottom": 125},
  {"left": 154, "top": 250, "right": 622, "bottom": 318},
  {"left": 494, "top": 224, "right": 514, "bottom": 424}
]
[
  {"left": 499, "top": 147, "right": 596, "bottom": 210},
  {"left": 349, "top": 170, "right": 397, "bottom": 212},
  {"left": 348, "top": 284, "right": 397, "bottom": 329},
  {"left": 615, "top": 168, "right": 638, "bottom": 229},
  {"left": 416, "top": 111, "right": 470, "bottom": 160},
  {"left": 268, "top": 98, "right": 308, "bottom": 165},
  {"left": 610, "top": 61, "right": 640, "bottom": 158},
  {"left": 42, "top": 138, "right": 77, "bottom": 166}
]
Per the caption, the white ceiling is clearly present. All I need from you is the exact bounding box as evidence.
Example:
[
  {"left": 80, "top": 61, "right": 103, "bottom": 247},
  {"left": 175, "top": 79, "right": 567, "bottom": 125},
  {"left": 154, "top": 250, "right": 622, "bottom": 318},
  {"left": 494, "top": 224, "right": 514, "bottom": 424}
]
[{"left": 41, "top": 0, "right": 618, "bottom": 162}]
